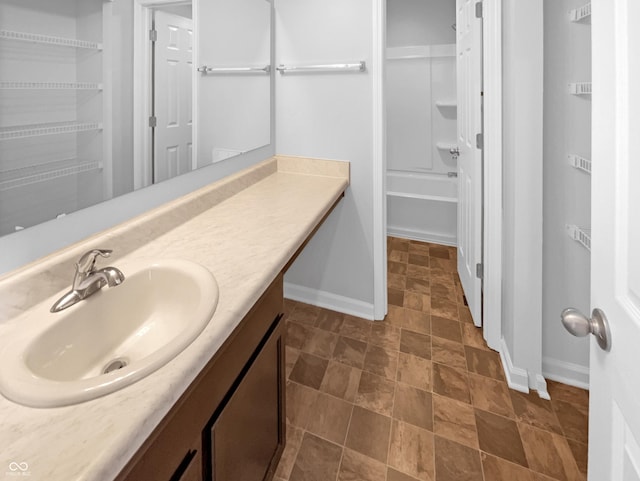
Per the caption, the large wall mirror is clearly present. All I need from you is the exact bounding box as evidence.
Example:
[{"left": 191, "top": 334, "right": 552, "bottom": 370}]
[{"left": 0, "top": 0, "right": 272, "bottom": 238}]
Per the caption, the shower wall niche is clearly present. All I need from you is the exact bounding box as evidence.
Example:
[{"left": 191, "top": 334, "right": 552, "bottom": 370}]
[
  {"left": 386, "top": 0, "right": 458, "bottom": 245},
  {"left": 0, "top": 0, "right": 112, "bottom": 235}
]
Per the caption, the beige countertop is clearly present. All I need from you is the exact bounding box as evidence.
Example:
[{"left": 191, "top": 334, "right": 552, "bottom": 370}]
[{"left": 0, "top": 155, "right": 349, "bottom": 481}]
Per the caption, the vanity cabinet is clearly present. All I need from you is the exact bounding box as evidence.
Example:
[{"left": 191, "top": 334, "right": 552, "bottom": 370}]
[{"left": 115, "top": 275, "right": 285, "bottom": 481}]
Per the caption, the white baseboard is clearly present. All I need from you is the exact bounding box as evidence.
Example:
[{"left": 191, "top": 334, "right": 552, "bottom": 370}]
[
  {"left": 534, "top": 374, "right": 550, "bottom": 400},
  {"left": 387, "top": 226, "right": 457, "bottom": 247},
  {"left": 542, "top": 356, "right": 590, "bottom": 391},
  {"left": 284, "top": 282, "right": 376, "bottom": 321},
  {"left": 499, "top": 337, "right": 529, "bottom": 394}
]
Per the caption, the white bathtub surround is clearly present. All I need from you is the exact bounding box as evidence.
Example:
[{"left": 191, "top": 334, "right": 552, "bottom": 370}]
[
  {"left": 0, "top": 155, "right": 349, "bottom": 481},
  {"left": 385, "top": 41, "right": 458, "bottom": 245},
  {"left": 386, "top": 170, "right": 457, "bottom": 245}
]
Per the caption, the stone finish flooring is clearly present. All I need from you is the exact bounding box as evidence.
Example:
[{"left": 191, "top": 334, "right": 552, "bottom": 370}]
[{"left": 274, "top": 237, "right": 589, "bottom": 481}]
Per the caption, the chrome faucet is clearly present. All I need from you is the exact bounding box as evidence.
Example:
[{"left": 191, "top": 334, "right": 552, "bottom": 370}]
[{"left": 50, "top": 249, "right": 125, "bottom": 313}]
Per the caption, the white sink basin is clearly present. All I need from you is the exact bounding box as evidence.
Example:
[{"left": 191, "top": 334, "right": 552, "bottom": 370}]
[{"left": 0, "top": 259, "right": 219, "bottom": 408}]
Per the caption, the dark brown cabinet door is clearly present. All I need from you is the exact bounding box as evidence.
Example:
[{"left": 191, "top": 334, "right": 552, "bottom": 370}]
[
  {"left": 171, "top": 445, "right": 202, "bottom": 481},
  {"left": 208, "top": 320, "right": 284, "bottom": 481}
]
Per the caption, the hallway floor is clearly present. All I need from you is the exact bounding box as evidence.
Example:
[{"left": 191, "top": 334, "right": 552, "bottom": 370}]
[{"left": 274, "top": 237, "right": 589, "bottom": 481}]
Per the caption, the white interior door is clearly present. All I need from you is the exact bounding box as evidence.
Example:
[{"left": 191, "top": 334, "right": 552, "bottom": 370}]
[
  {"left": 589, "top": 1, "right": 640, "bottom": 479},
  {"left": 456, "top": 0, "right": 483, "bottom": 327},
  {"left": 153, "top": 10, "right": 193, "bottom": 183}
]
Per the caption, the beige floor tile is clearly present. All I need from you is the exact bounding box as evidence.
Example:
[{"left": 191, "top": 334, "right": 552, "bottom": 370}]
[
  {"left": 306, "top": 392, "right": 354, "bottom": 445},
  {"left": 301, "top": 328, "right": 339, "bottom": 359},
  {"left": 389, "top": 250, "right": 409, "bottom": 263},
  {"left": 433, "top": 394, "right": 479, "bottom": 449},
  {"left": 388, "top": 419, "right": 435, "bottom": 481},
  {"left": 430, "top": 283, "right": 458, "bottom": 304},
  {"left": 289, "top": 304, "right": 320, "bottom": 326},
  {"left": 387, "top": 468, "right": 422, "bottom": 481},
  {"left": 519, "top": 423, "right": 584, "bottom": 481},
  {"left": 431, "top": 336, "right": 467, "bottom": 370},
  {"left": 510, "top": 390, "right": 563, "bottom": 435},
  {"left": 344, "top": 406, "right": 391, "bottom": 463},
  {"left": 432, "top": 363, "right": 471, "bottom": 404},
  {"left": 461, "top": 322, "right": 490, "bottom": 350},
  {"left": 404, "top": 291, "right": 431, "bottom": 312},
  {"left": 274, "top": 424, "right": 305, "bottom": 479},
  {"left": 475, "top": 409, "right": 528, "bottom": 468},
  {"left": 468, "top": 373, "right": 515, "bottom": 419},
  {"left": 337, "top": 448, "right": 386, "bottom": 481},
  {"left": 464, "top": 345, "right": 505, "bottom": 381},
  {"left": 408, "top": 253, "right": 430, "bottom": 267},
  {"left": 389, "top": 273, "right": 407, "bottom": 290},
  {"left": 430, "top": 296, "right": 459, "bottom": 320},
  {"left": 547, "top": 380, "right": 589, "bottom": 408},
  {"left": 290, "top": 433, "right": 343, "bottom": 481},
  {"left": 400, "top": 329, "right": 431, "bottom": 360},
  {"left": 480, "top": 453, "right": 536, "bottom": 481},
  {"left": 333, "top": 336, "right": 368, "bottom": 368},
  {"left": 370, "top": 322, "right": 401, "bottom": 350},
  {"left": 355, "top": 371, "right": 396, "bottom": 416},
  {"left": 553, "top": 398, "right": 589, "bottom": 445},
  {"left": 289, "top": 352, "right": 329, "bottom": 390},
  {"left": 320, "top": 361, "right": 362, "bottom": 402},
  {"left": 406, "top": 264, "right": 430, "bottom": 280},
  {"left": 389, "top": 288, "right": 406, "bottom": 307},
  {"left": 434, "top": 436, "right": 483, "bottom": 481},
  {"left": 286, "top": 381, "right": 318, "bottom": 429},
  {"left": 402, "top": 309, "right": 431, "bottom": 335},
  {"left": 340, "top": 315, "right": 373, "bottom": 343},
  {"left": 393, "top": 383, "right": 433, "bottom": 431},
  {"left": 286, "top": 347, "right": 300, "bottom": 379},
  {"left": 396, "top": 352, "right": 432, "bottom": 392},
  {"left": 431, "top": 316, "right": 463, "bottom": 343},
  {"left": 315, "top": 309, "right": 344, "bottom": 333},
  {"left": 286, "top": 321, "right": 313, "bottom": 350},
  {"left": 406, "top": 277, "right": 430, "bottom": 294},
  {"left": 363, "top": 344, "right": 399, "bottom": 380}
]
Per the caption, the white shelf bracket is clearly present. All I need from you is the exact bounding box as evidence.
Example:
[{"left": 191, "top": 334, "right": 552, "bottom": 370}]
[
  {"left": 567, "top": 224, "right": 591, "bottom": 251},
  {"left": 568, "top": 82, "right": 592, "bottom": 95},
  {"left": 567, "top": 154, "right": 592, "bottom": 174},
  {"left": 568, "top": 3, "right": 591, "bottom": 22}
]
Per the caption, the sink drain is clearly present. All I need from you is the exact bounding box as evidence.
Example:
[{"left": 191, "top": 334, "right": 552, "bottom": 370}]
[{"left": 102, "top": 358, "right": 129, "bottom": 374}]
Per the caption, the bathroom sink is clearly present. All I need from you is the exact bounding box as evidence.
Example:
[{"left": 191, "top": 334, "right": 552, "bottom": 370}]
[{"left": 0, "top": 259, "right": 219, "bottom": 408}]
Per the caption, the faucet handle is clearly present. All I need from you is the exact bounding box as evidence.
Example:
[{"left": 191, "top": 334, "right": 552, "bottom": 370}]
[{"left": 76, "top": 249, "right": 113, "bottom": 274}]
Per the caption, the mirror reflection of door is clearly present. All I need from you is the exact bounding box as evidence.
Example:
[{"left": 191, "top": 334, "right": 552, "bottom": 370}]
[{"left": 151, "top": 5, "right": 193, "bottom": 183}]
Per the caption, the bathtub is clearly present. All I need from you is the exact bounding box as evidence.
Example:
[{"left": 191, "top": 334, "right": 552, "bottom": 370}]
[{"left": 386, "top": 171, "right": 458, "bottom": 246}]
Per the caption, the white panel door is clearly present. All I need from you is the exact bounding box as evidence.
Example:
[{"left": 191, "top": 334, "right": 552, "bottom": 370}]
[
  {"left": 589, "top": 1, "right": 640, "bottom": 479},
  {"left": 456, "top": 0, "right": 482, "bottom": 326},
  {"left": 154, "top": 10, "right": 193, "bottom": 183}
]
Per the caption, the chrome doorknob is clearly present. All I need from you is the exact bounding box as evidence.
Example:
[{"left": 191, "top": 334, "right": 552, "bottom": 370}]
[{"left": 561, "top": 307, "right": 612, "bottom": 351}]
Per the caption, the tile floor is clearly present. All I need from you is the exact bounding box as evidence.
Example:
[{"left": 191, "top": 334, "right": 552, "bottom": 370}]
[{"left": 275, "top": 237, "right": 589, "bottom": 481}]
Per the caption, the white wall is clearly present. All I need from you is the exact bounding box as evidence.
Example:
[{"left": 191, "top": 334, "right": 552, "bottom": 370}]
[
  {"left": 111, "top": 0, "right": 135, "bottom": 197},
  {"left": 541, "top": 0, "right": 591, "bottom": 388},
  {"left": 197, "top": 0, "right": 271, "bottom": 165},
  {"left": 387, "top": 0, "right": 455, "bottom": 47},
  {"left": 276, "top": 0, "right": 379, "bottom": 318},
  {"left": 501, "top": 0, "right": 547, "bottom": 395}
]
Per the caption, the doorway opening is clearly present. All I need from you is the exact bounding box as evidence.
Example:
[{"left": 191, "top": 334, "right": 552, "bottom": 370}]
[
  {"left": 133, "top": 0, "right": 194, "bottom": 189},
  {"left": 384, "top": 0, "right": 484, "bottom": 327}
]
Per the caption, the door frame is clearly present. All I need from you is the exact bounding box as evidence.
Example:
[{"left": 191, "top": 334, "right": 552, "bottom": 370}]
[
  {"left": 374, "top": 0, "right": 503, "bottom": 348},
  {"left": 481, "top": 0, "right": 502, "bottom": 351},
  {"left": 132, "top": 0, "right": 195, "bottom": 190}
]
